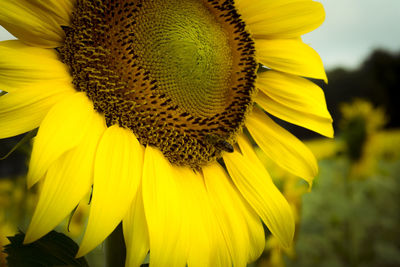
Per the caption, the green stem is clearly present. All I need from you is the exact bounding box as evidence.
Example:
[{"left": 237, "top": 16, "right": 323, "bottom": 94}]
[
  {"left": 105, "top": 223, "right": 126, "bottom": 267},
  {"left": 344, "top": 162, "right": 357, "bottom": 267}
]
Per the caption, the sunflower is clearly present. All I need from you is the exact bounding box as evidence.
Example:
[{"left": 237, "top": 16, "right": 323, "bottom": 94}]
[{"left": 0, "top": 0, "right": 332, "bottom": 266}]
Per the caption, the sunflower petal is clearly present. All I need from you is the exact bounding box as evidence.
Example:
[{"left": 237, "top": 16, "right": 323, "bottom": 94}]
[
  {"left": 0, "top": 81, "right": 75, "bottom": 138},
  {"left": 27, "top": 93, "right": 96, "bottom": 188},
  {"left": 256, "top": 89, "right": 333, "bottom": 138},
  {"left": 203, "top": 163, "right": 265, "bottom": 265},
  {"left": 24, "top": 111, "right": 106, "bottom": 244},
  {"left": 256, "top": 39, "right": 327, "bottom": 82},
  {"left": 241, "top": 1, "right": 325, "bottom": 39},
  {"left": 77, "top": 125, "right": 143, "bottom": 257},
  {"left": 223, "top": 138, "right": 295, "bottom": 248},
  {"left": 123, "top": 186, "right": 149, "bottom": 267},
  {"left": 246, "top": 107, "right": 318, "bottom": 184},
  {"left": 0, "top": 0, "right": 65, "bottom": 48},
  {"left": 32, "top": 0, "right": 75, "bottom": 25},
  {"left": 256, "top": 71, "right": 333, "bottom": 137},
  {"left": 142, "top": 148, "right": 231, "bottom": 267},
  {"left": 236, "top": 0, "right": 313, "bottom": 21},
  {"left": 0, "top": 40, "right": 71, "bottom": 93},
  {"left": 174, "top": 167, "right": 231, "bottom": 267},
  {"left": 141, "top": 146, "right": 187, "bottom": 267}
]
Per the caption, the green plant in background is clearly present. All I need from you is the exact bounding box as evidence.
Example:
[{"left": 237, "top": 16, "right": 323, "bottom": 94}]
[
  {"left": 339, "top": 99, "right": 387, "bottom": 178},
  {"left": 289, "top": 140, "right": 400, "bottom": 267},
  {"left": 284, "top": 100, "right": 400, "bottom": 267},
  {"left": 253, "top": 99, "right": 400, "bottom": 267}
]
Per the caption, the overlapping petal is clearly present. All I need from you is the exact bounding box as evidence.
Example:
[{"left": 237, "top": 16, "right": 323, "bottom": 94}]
[
  {"left": 0, "top": 81, "right": 75, "bottom": 138},
  {"left": 27, "top": 93, "right": 96, "bottom": 188},
  {"left": 223, "top": 134, "right": 295, "bottom": 248},
  {"left": 238, "top": 0, "right": 325, "bottom": 39},
  {"left": 77, "top": 125, "right": 144, "bottom": 257},
  {"left": 256, "top": 70, "right": 333, "bottom": 137},
  {"left": 0, "top": 0, "right": 67, "bottom": 47},
  {"left": 0, "top": 40, "right": 71, "bottom": 93},
  {"left": 174, "top": 167, "right": 231, "bottom": 267},
  {"left": 246, "top": 107, "right": 318, "bottom": 184},
  {"left": 142, "top": 147, "right": 241, "bottom": 267},
  {"left": 32, "top": 0, "right": 75, "bottom": 25},
  {"left": 203, "top": 163, "right": 265, "bottom": 265},
  {"left": 141, "top": 146, "right": 188, "bottom": 267},
  {"left": 24, "top": 110, "right": 106, "bottom": 244},
  {"left": 256, "top": 38, "right": 327, "bottom": 82},
  {"left": 123, "top": 187, "right": 149, "bottom": 267}
]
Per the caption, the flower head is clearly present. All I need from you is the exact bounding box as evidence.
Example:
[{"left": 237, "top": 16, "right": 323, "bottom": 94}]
[{"left": 0, "top": 0, "right": 332, "bottom": 266}]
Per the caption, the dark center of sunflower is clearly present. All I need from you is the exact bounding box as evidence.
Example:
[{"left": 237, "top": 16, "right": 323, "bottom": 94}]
[{"left": 59, "top": 0, "right": 257, "bottom": 168}]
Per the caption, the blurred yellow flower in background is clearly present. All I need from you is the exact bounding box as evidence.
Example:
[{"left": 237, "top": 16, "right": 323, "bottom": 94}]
[{"left": 339, "top": 99, "right": 387, "bottom": 178}]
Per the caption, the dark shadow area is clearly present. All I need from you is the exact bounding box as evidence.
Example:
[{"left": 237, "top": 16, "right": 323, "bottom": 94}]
[
  {"left": 324, "top": 49, "right": 400, "bottom": 129},
  {"left": 0, "top": 134, "right": 31, "bottom": 178}
]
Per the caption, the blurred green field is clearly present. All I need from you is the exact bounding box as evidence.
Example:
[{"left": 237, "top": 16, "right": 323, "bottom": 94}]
[{"left": 255, "top": 129, "right": 400, "bottom": 267}]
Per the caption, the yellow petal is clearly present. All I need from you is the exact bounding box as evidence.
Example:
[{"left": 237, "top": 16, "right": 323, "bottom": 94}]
[
  {"left": 256, "top": 39, "right": 327, "bottom": 82},
  {"left": 77, "top": 125, "right": 144, "bottom": 257},
  {"left": 246, "top": 107, "right": 318, "bottom": 184},
  {"left": 0, "top": 0, "right": 65, "bottom": 48},
  {"left": 237, "top": 0, "right": 317, "bottom": 14},
  {"left": 27, "top": 92, "right": 96, "bottom": 188},
  {"left": 142, "top": 147, "right": 235, "bottom": 266},
  {"left": 240, "top": 1, "right": 325, "bottom": 39},
  {"left": 32, "top": 0, "right": 75, "bottom": 25},
  {"left": 141, "top": 146, "right": 188, "bottom": 267},
  {"left": 0, "top": 81, "right": 75, "bottom": 138},
  {"left": 24, "top": 111, "right": 106, "bottom": 244},
  {"left": 0, "top": 40, "right": 71, "bottom": 93},
  {"left": 256, "top": 71, "right": 333, "bottom": 137},
  {"left": 123, "top": 186, "right": 149, "bottom": 267},
  {"left": 223, "top": 136, "right": 295, "bottom": 248},
  {"left": 203, "top": 163, "right": 265, "bottom": 265},
  {"left": 174, "top": 167, "right": 231, "bottom": 267}
]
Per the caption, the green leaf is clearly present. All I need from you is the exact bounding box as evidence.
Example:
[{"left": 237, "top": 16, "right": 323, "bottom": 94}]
[
  {"left": 0, "top": 129, "right": 37, "bottom": 160},
  {"left": 4, "top": 231, "right": 89, "bottom": 267}
]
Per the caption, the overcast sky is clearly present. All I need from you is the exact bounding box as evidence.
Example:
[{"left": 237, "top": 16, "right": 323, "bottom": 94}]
[
  {"left": 303, "top": 0, "right": 400, "bottom": 69},
  {"left": 1, "top": 0, "right": 399, "bottom": 70}
]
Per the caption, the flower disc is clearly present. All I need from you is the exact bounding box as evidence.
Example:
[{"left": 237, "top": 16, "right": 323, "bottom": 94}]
[{"left": 59, "top": 0, "right": 257, "bottom": 168}]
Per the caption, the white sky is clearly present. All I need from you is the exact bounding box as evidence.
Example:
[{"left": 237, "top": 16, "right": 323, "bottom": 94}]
[{"left": 1, "top": 0, "right": 400, "bottom": 70}]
